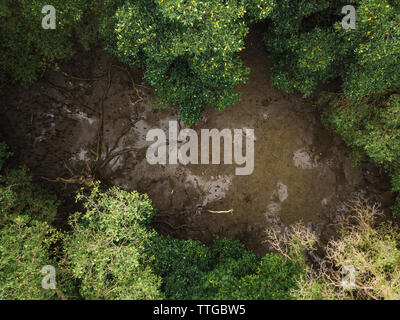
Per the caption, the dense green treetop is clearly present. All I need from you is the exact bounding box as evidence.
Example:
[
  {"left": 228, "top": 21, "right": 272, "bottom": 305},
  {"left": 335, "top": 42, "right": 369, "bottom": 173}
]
[
  {"left": 265, "top": 0, "right": 400, "bottom": 97},
  {"left": 107, "top": 0, "right": 274, "bottom": 124}
]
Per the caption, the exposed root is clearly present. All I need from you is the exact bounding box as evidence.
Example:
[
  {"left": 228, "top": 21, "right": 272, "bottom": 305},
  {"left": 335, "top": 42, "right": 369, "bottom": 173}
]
[
  {"left": 95, "top": 63, "right": 112, "bottom": 163},
  {"left": 56, "top": 68, "right": 106, "bottom": 82},
  {"left": 111, "top": 64, "right": 145, "bottom": 98},
  {"left": 91, "top": 64, "right": 142, "bottom": 173},
  {"left": 55, "top": 288, "right": 68, "bottom": 300},
  {"left": 42, "top": 63, "right": 144, "bottom": 188},
  {"left": 41, "top": 161, "right": 94, "bottom": 188}
]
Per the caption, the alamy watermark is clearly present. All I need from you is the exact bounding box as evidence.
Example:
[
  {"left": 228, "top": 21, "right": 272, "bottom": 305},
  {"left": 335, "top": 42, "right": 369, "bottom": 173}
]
[
  {"left": 146, "top": 121, "right": 255, "bottom": 175},
  {"left": 342, "top": 5, "right": 356, "bottom": 30},
  {"left": 41, "top": 265, "right": 56, "bottom": 290},
  {"left": 341, "top": 265, "right": 356, "bottom": 290},
  {"left": 41, "top": 5, "right": 56, "bottom": 30}
]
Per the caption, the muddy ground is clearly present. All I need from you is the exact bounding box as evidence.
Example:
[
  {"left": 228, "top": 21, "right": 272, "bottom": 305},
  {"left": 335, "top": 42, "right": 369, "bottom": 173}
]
[{"left": 0, "top": 30, "right": 393, "bottom": 255}]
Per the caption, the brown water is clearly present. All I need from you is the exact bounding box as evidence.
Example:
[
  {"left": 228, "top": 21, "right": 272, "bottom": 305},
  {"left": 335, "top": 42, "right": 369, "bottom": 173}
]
[{"left": 0, "top": 30, "right": 392, "bottom": 255}]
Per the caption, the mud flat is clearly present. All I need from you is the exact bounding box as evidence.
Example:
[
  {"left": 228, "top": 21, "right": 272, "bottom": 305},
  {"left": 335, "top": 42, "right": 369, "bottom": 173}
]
[{"left": 0, "top": 33, "right": 392, "bottom": 255}]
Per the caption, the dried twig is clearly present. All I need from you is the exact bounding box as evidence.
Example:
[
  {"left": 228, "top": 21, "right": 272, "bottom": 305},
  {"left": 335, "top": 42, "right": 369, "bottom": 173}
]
[{"left": 207, "top": 209, "right": 234, "bottom": 215}]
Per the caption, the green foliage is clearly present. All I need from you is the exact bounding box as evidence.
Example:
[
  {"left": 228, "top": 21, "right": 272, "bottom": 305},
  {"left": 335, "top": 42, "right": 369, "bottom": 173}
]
[
  {"left": 150, "top": 236, "right": 214, "bottom": 299},
  {"left": 265, "top": 0, "right": 348, "bottom": 94},
  {"left": 265, "top": 0, "right": 400, "bottom": 97},
  {"left": 321, "top": 93, "right": 400, "bottom": 217},
  {"left": 230, "top": 253, "right": 303, "bottom": 299},
  {"left": 0, "top": 166, "right": 59, "bottom": 224},
  {"left": 0, "top": 143, "right": 67, "bottom": 300},
  {"left": 151, "top": 235, "right": 301, "bottom": 299},
  {"left": 342, "top": 0, "right": 400, "bottom": 97},
  {"left": 392, "top": 196, "right": 400, "bottom": 218},
  {"left": 322, "top": 94, "right": 400, "bottom": 169},
  {"left": 0, "top": 143, "right": 59, "bottom": 225},
  {"left": 0, "top": 215, "right": 61, "bottom": 299},
  {"left": 64, "top": 184, "right": 163, "bottom": 300},
  {"left": 0, "top": 0, "right": 117, "bottom": 91},
  {"left": 60, "top": 184, "right": 303, "bottom": 300},
  {"left": 107, "top": 0, "right": 274, "bottom": 124},
  {"left": 270, "top": 27, "right": 347, "bottom": 94}
]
